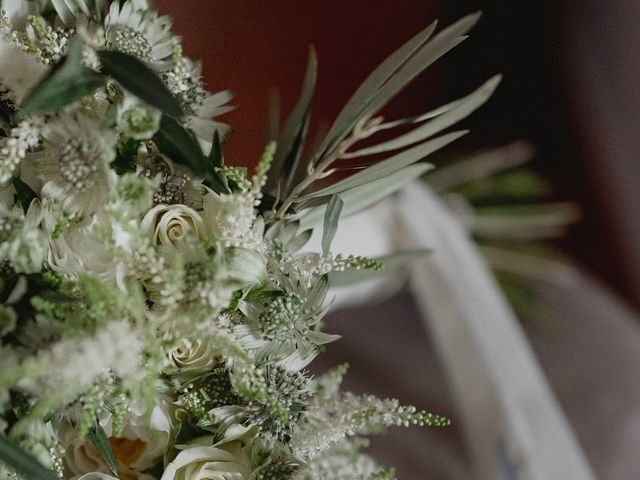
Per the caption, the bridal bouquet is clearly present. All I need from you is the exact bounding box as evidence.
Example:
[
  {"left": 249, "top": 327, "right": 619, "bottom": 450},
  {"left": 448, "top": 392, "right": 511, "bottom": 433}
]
[{"left": 0, "top": 1, "right": 498, "bottom": 479}]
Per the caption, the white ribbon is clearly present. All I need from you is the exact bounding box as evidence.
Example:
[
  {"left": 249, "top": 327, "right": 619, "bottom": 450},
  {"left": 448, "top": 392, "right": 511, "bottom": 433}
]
[{"left": 321, "top": 181, "right": 596, "bottom": 480}]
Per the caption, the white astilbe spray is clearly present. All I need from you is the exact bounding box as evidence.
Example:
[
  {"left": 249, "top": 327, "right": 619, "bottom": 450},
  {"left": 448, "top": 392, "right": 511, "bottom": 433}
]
[
  {"left": 292, "top": 392, "right": 450, "bottom": 460},
  {"left": 0, "top": 320, "right": 143, "bottom": 410},
  {"left": 294, "top": 438, "right": 394, "bottom": 480},
  {"left": 0, "top": 36, "right": 47, "bottom": 102},
  {"left": 0, "top": 117, "right": 41, "bottom": 186}
]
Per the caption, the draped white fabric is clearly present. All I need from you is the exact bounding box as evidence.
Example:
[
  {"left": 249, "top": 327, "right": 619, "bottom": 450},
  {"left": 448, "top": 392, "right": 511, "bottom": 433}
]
[{"left": 316, "top": 181, "right": 596, "bottom": 480}]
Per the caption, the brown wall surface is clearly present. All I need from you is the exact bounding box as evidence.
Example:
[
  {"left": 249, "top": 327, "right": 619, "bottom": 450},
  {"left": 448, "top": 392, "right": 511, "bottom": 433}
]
[{"left": 155, "top": 0, "right": 442, "bottom": 167}]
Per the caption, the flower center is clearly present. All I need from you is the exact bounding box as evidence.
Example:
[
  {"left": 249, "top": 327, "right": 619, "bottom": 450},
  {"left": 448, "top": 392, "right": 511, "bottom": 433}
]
[
  {"left": 110, "top": 27, "right": 152, "bottom": 61},
  {"left": 108, "top": 436, "right": 147, "bottom": 467},
  {"left": 58, "top": 140, "right": 98, "bottom": 191}
]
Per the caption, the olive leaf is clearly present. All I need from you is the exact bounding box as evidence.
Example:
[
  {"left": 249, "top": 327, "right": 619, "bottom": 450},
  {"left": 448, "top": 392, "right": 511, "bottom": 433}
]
[
  {"left": 0, "top": 435, "right": 57, "bottom": 480},
  {"left": 22, "top": 37, "right": 106, "bottom": 114},
  {"left": 98, "top": 50, "right": 183, "bottom": 118},
  {"left": 322, "top": 195, "right": 343, "bottom": 254},
  {"left": 87, "top": 423, "right": 118, "bottom": 476}
]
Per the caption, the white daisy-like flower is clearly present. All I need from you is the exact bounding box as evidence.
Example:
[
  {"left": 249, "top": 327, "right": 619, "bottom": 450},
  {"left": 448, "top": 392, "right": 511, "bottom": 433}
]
[
  {"left": 37, "top": 113, "right": 116, "bottom": 217},
  {"left": 188, "top": 90, "right": 234, "bottom": 145},
  {"left": 104, "top": 0, "right": 174, "bottom": 71},
  {"left": 163, "top": 57, "right": 233, "bottom": 143}
]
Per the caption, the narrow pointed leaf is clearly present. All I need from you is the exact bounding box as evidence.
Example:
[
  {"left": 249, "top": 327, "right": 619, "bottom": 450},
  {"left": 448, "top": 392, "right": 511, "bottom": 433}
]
[
  {"left": 312, "top": 20, "right": 439, "bottom": 163},
  {"left": 322, "top": 195, "right": 343, "bottom": 254},
  {"left": 153, "top": 115, "right": 227, "bottom": 192},
  {"left": 98, "top": 50, "right": 183, "bottom": 117},
  {"left": 208, "top": 130, "right": 224, "bottom": 168},
  {"left": 345, "top": 75, "right": 501, "bottom": 158},
  {"left": 301, "top": 130, "right": 466, "bottom": 201},
  {"left": 87, "top": 423, "right": 118, "bottom": 476},
  {"left": 0, "top": 435, "right": 57, "bottom": 480},
  {"left": 298, "top": 163, "right": 432, "bottom": 229},
  {"left": 266, "top": 46, "right": 317, "bottom": 193},
  {"left": 52, "top": 0, "right": 75, "bottom": 25},
  {"left": 329, "top": 249, "right": 431, "bottom": 286},
  {"left": 22, "top": 38, "right": 106, "bottom": 113},
  {"left": 311, "top": 13, "right": 480, "bottom": 166}
]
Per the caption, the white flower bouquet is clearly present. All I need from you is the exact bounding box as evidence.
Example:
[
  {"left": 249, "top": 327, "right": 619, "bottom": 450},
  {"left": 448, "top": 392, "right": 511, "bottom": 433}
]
[{"left": 0, "top": 1, "right": 498, "bottom": 479}]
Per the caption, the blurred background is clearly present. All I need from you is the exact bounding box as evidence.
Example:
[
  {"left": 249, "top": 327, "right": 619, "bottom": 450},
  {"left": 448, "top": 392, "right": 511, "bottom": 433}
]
[{"left": 155, "top": 1, "right": 640, "bottom": 478}]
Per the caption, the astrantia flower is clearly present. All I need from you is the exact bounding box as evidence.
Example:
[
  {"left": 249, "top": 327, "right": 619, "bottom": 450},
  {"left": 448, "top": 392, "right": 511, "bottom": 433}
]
[
  {"left": 187, "top": 90, "right": 234, "bottom": 144},
  {"left": 162, "top": 57, "right": 233, "bottom": 143},
  {"left": 105, "top": 0, "right": 173, "bottom": 71},
  {"left": 37, "top": 114, "right": 116, "bottom": 217},
  {"left": 117, "top": 95, "right": 161, "bottom": 140}
]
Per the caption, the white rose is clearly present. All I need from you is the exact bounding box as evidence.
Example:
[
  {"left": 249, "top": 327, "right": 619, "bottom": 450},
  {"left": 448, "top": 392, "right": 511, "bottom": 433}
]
[
  {"left": 62, "top": 396, "right": 174, "bottom": 479},
  {"left": 73, "top": 473, "right": 121, "bottom": 480},
  {"left": 160, "top": 428, "right": 255, "bottom": 480},
  {"left": 164, "top": 338, "right": 218, "bottom": 379},
  {"left": 43, "top": 203, "right": 129, "bottom": 289},
  {"left": 141, "top": 204, "right": 206, "bottom": 248}
]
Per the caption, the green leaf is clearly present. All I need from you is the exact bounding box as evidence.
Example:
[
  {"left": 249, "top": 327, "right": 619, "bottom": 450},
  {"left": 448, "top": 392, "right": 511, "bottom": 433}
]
[
  {"left": 22, "top": 38, "right": 106, "bottom": 114},
  {"left": 311, "top": 13, "right": 480, "bottom": 167},
  {"left": 12, "top": 177, "right": 37, "bottom": 213},
  {"left": 98, "top": 50, "right": 183, "bottom": 117},
  {"left": 52, "top": 0, "right": 76, "bottom": 26},
  {"left": 329, "top": 249, "right": 431, "bottom": 286},
  {"left": 322, "top": 195, "right": 343, "bottom": 254},
  {"left": 87, "top": 423, "right": 118, "bottom": 476},
  {"left": 0, "top": 435, "right": 57, "bottom": 480},
  {"left": 344, "top": 75, "right": 501, "bottom": 158},
  {"left": 153, "top": 115, "right": 227, "bottom": 192},
  {"left": 266, "top": 46, "right": 317, "bottom": 194},
  {"left": 298, "top": 163, "right": 432, "bottom": 230},
  {"left": 300, "top": 130, "right": 466, "bottom": 201},
  {"left": 208, "top": 130, "right": 224, "bottom": 169},
  {"left": 311, "top": 20, "right": 438, "bottom": 165}
]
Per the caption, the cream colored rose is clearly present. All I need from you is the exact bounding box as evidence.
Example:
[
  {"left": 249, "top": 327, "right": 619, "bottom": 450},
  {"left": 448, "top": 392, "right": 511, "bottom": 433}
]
[
  {"left": 73, "top": 473, "right": 122, "bottom": 480},
  {"left": 43, "top": 203, "right": 129, "bottom": 289},
  {"left": 160, "top": 436, "right": 252, "bottom": 480},
  {"left": 141, "top": 204, "right": 206, "bottom": 247},
  {"left": 164, "top": 338, "right": 218, "bottom": 379},
  {"left": 62, "top": 396, "right": 174, "bottom": 480}
]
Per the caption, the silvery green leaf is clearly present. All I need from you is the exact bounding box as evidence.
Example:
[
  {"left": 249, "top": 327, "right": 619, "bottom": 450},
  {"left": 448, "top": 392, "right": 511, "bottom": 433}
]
[
  {"left": 153, "top": 115, "right": 227, "bottom": 193},
  {"left": 311, "top": 13, "right": 480, "bottom": 166},
  {"left": 329, "top": 249, "right": 431, "bottom": 286},
  {"left": 287, "top": 228, "right": 313, "bottom": 252},
  {"left": 322, "top": 195, "right": 343, "bottom": 254},
  {"left": 98, "top": 50, "right": 183, "bottom": 118},
  {"left": 471, "top": 203, "right": 581, "bottom": 239},
  {"left": 345, "top": 75, "right": 501, "bottom": 158},
  {"left": 87, "top": 423, "right": 118, "bottom": 476},
  {"left": 51, "top": 0, "right": 75, "bottom": 25},
  {"left": 426, "top": 140, "right": 535, "bottom": 192},
  {"left": 266, "top": 47, "right": 317, "bottom": 193},
  {"left": 311, "top": 20, "right": 438, "bottom": 164},
  {"left": 22, "top": 38, "right": 106, "bottom": 113},
  {"left": 208, "top": 130, "right": 224, "bottom": 168},
  {"left": 360, "top": 13, "right": 481, "bottom": 123},
  {"left": 298, "top": 163, "right": 432, "bottom": 229},
  {"left": 300, "top": 130, "right": 466, "bottom": 201},
  {"left": 0, "top": 435, "right": 57, "bottom": 480}
]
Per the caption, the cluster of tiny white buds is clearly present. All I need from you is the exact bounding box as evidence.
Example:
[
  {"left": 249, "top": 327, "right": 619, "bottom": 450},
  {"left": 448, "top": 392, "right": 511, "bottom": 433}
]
[
  {"left": 0, "top": 117, "right": 41, "bottom": 186},
  {"left": 26, "top": 15, "right": 73, "bottom": 64}
]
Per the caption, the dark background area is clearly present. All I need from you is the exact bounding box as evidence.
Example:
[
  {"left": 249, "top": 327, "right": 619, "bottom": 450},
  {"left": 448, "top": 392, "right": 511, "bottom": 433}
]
[{"left": 155, "top": 0, "right": 640, "bottom": 307}]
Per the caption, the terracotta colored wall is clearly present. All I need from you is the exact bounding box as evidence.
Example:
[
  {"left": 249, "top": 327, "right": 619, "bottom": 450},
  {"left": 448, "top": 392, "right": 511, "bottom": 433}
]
[{"left": 155, "top": 0, "right": 441, "bottom": 167}]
